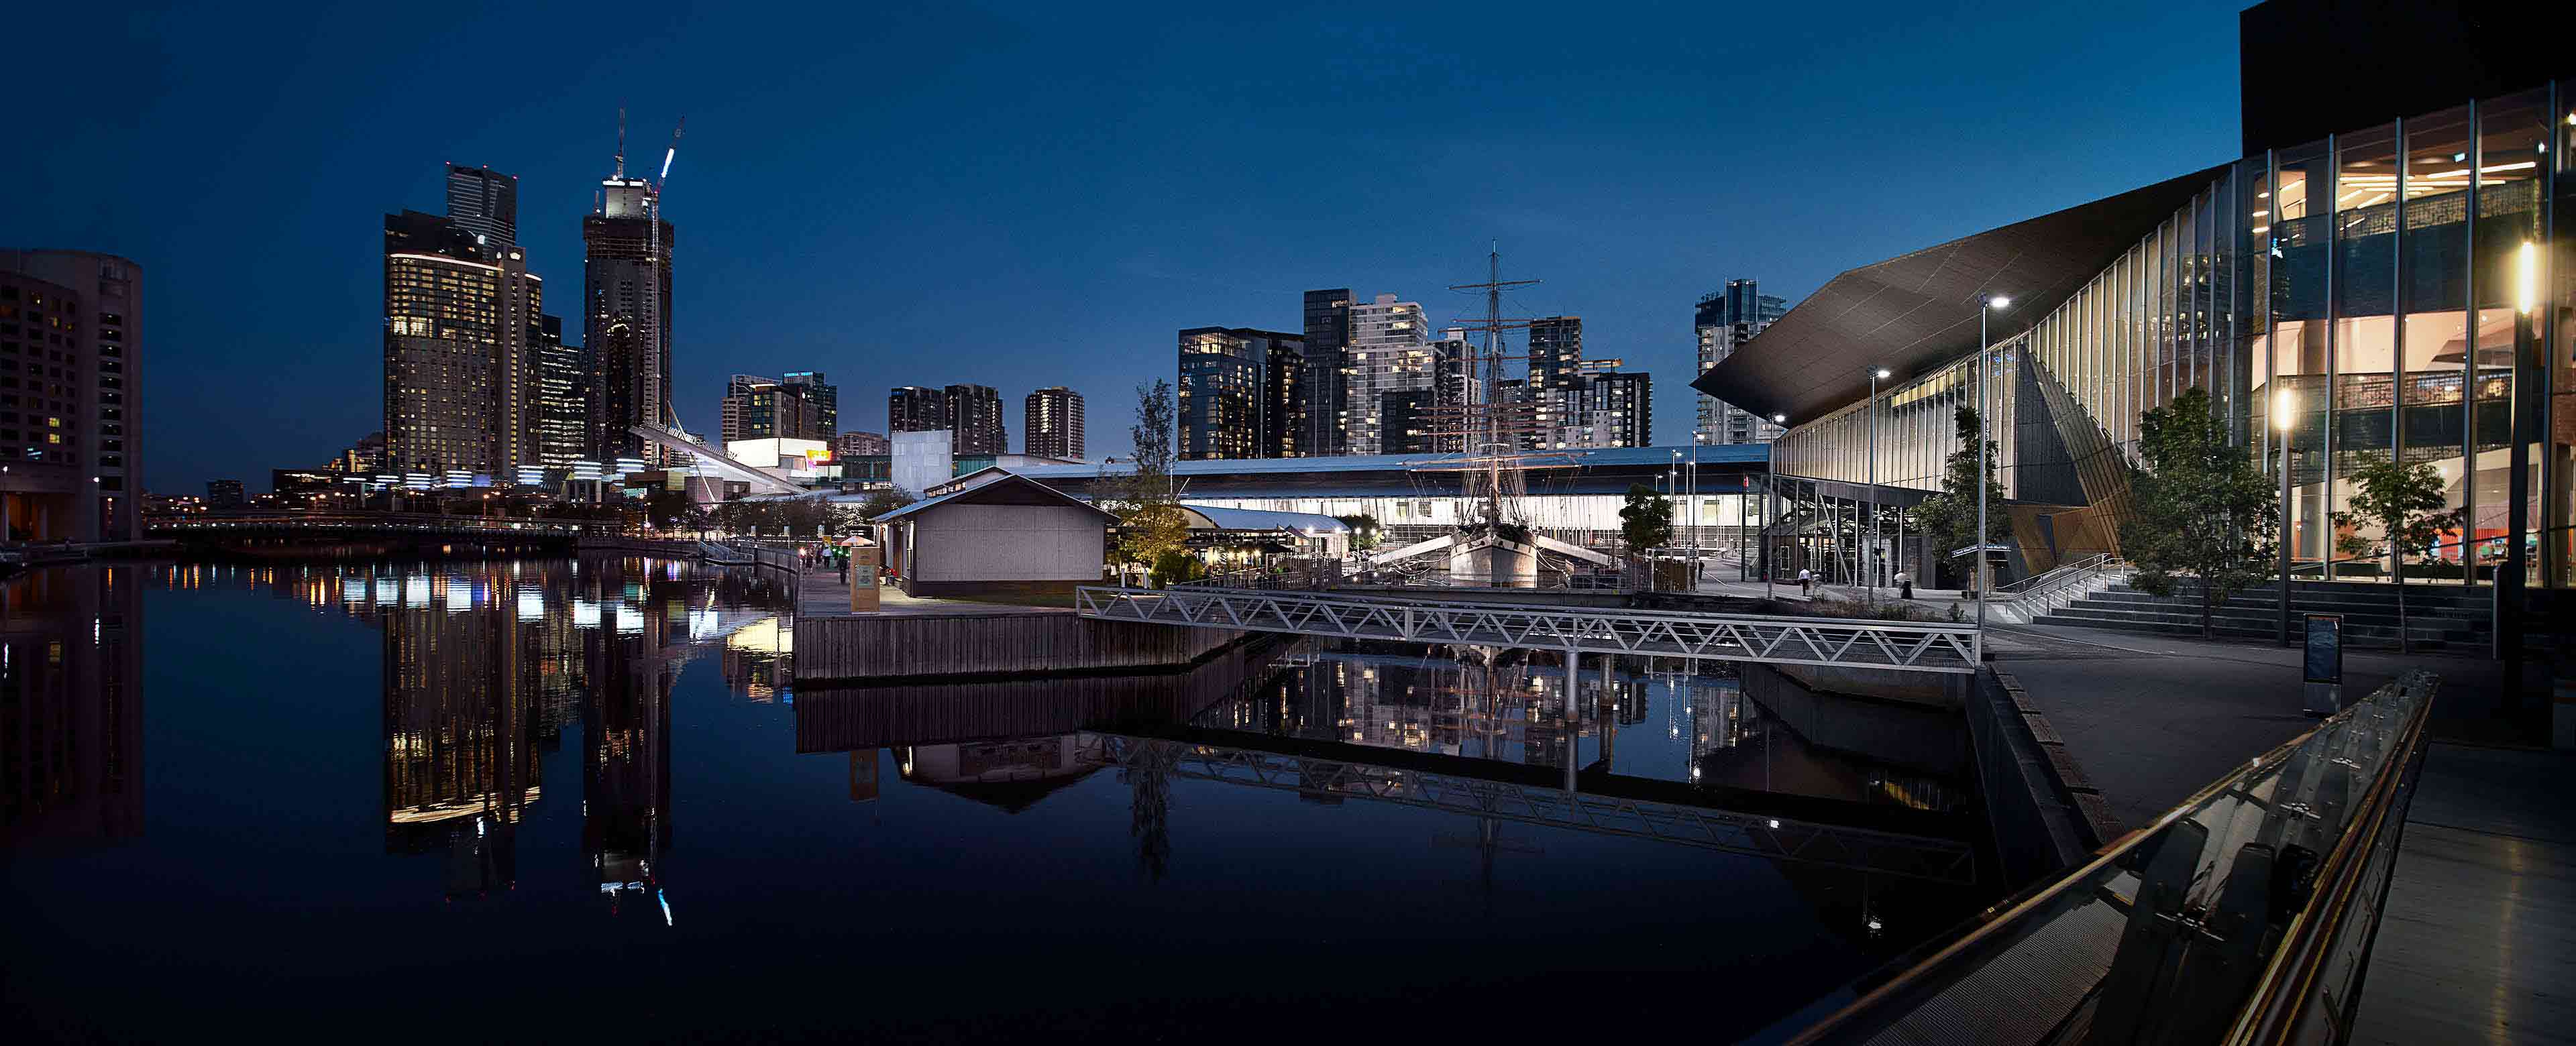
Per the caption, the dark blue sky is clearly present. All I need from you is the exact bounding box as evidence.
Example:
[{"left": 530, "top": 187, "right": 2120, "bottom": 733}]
[{"left": 11, "top": 1, "right": 2245, "bottom": 491}]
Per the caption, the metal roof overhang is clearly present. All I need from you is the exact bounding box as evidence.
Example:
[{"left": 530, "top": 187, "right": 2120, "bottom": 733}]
[{"left": 1691, "top": 164, "right": 2228, "bottom": 425}]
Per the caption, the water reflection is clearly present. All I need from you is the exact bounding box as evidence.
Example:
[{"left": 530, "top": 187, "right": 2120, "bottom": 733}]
[
  {"left": 3, "top": 558, "right": 1990, "bottom": 1042},
  {"left": 0, "top": 566, "right": 144, "bottom": 850}
]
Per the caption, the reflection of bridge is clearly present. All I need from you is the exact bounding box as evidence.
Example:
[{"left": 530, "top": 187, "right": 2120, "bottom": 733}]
[
  {"left": 1079, "top": 732, "right": 1975, "bottom": 882},
  {"left": 1075, "top": 586, "right": 1980, "bottom": 673}
]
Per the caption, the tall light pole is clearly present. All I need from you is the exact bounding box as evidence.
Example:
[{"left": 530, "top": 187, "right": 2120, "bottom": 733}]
[
  {"left": 2276, "top": 388, "right": 2296, "bottom": 645},
  {"left": 1770, "top": 413, "right": 1787, "bottom": 592},
  {"left": 1868, "top": 367, "right": 1890, "bottom": 600},
  {"left": 1977, "top": 296, "right": 2008, "bottom": 634}
]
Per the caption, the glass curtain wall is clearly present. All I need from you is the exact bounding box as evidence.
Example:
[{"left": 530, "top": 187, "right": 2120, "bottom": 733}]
[{"left": 1774, "top": 82, "right": 2568, "bottom": 589}]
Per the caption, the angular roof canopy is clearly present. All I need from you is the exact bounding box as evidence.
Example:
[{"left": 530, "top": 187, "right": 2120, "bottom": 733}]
[{"left": 1691, "top": 165, "right": 2226, "bottom": 425}]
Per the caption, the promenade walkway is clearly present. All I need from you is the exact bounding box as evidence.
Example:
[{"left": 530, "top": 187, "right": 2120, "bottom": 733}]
[{"left": 792, "top": 564, "right": 1068, "bottom": 618}]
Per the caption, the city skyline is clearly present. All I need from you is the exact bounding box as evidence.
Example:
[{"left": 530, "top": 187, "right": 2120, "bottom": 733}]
[{"left": 5, "top": 2, "right": 2243, "bottom": 490}]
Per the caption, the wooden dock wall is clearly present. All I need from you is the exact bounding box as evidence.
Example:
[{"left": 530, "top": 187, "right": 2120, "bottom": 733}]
[
  {"left": 792, "top": 612, "right": 1245, "bottom": 683},
  {"left": 792, "top": 636, "right": 1289, "bottom": 752}
]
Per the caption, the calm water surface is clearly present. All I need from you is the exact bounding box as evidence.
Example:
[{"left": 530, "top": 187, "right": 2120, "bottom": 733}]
[{"left": 3, "top": 558, "right": 1986, "bottom": 1042}]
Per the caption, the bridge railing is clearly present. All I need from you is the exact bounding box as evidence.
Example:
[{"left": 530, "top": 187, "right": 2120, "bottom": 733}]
[
  {"left": 150, "top": 512, "right": 600, "bottom": 536},
  {"left": 1774, "top": 669, "right": 2440, "bottom": 1045},
  {"left": 1075, "top": 585, "right": 1982, "bottom": 673}
]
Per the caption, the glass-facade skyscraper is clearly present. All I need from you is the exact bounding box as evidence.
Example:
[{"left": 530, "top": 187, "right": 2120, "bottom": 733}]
[
  {"left": 1179, "top": 327, "right": 1303, "bottom": 460},
  {"left": 1301, "top": 288, "right": 1352, "bottom": 457},
  {"left": 1694, "top": 280, "right": 1790, "bottom": 445}
]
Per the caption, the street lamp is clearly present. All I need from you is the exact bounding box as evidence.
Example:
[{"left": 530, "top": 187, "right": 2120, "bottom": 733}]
[
  {"left": 2275, "top": 388, "right": 2296, "bottom": 645},
  {"left": 1976, "top": 295, "right": 2009, "bottom": 634},
  {"left": 1868, "top": 367, "right": 1890, "bottom": 600}
]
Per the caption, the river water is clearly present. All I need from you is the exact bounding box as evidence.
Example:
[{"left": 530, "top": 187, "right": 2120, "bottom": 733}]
[{"left": 2, "top": 557, "right": 1986, "bottom": 1042}]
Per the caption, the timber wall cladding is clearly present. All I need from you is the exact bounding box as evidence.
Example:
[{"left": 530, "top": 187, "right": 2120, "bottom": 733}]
[{"left": 793, "top": 612, "right": 1242, "bottom": 681}]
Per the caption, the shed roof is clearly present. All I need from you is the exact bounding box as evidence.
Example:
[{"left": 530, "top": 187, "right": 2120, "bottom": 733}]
[{"left": 866, "top": 472, "right": 1119, "bottom": 524}]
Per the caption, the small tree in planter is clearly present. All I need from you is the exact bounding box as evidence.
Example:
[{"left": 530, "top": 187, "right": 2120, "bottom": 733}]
[
  {"left": 2120, "top": 388, "right": 2278, "bottom": 638},
  {"left": 2330, "top": 451, "right": 2458, "bottom": 653},
  {"left": 1619, "top": 483, "right": 1674, "bottom": 587}
]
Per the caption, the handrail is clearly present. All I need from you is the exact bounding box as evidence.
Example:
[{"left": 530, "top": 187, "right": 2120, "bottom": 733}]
[
  {"left": 1777, "top": 669, "right": 2439, "bottom": 1045},
  {"left": 1995, "top": 553, "right": 2114, "bottom": 595},
  {"left": 1075, "top": 585, "right": 1982, "bottom": 673}
]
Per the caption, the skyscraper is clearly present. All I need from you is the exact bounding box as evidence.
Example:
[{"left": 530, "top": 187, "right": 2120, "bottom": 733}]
[
  {"left": 835, "top": 430, "right": 890, "bottom": 459},
  {"left": 382, "top": 209, "right": 541, "bottom": 481},
  {"left": 1024, "top": 386, "right": 1085, "bottom": 459},
  {"left": 784, "top": 372, "right": 837, "bottom": 437},
  {"left": 584, "top": 162, "right": 674, "bottom": 464},
  {"left": 888, "top": 386, "right": 946, "bottom": 432},
  {"left": 444, "top": 164, "right": 518, "bottom": 248},
  {"left": 943, "top": 384, "right": 1006, "bottom": 455},
  {"left": 0, "top": 249, "right": 144, "bottom": 542},
  {"left": 1581, "top": 370, "right": 1652, "bottom": 449},
  {"left": 719, "top": 374, "right": 835, "bottom": 443},
  {"left": 1341, "top": 293, "right": 1432, "bottom": 457},
  {"left": 1694, "top": 279, "right": 1789, "bottom": 444},
  {"left": 1178, "top": 328, "right": 1301, "bottom": 460},
  {"left": 1527, "top": 316, "right": 1585, "bottom": 444},
  {"left": 1299, "top": 288, "right": 1351, "bottom": 457},
  {"left": 534, "top": 314, "right": 588, "bottom": 469}
]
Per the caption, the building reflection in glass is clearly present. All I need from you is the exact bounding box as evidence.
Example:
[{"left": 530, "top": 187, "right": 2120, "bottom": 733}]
[{"left": 0, "top": 565, "right": 144, "bottom": 850}]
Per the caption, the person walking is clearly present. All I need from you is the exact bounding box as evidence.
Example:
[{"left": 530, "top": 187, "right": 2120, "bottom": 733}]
[
  {"left": 1896, "top": 569, "right": 1913, "bottom": 600},
  {"left": 1798, "top": 567, "right": 1814, "bottom": 598}
]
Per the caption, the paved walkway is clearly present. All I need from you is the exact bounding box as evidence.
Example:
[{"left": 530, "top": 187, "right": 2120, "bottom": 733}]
[
  {"left": 1988, "top": 621, "right": 2516, "bottom": 829},
  {"left": 2353, "top": 742, "right": 2576, "bottom": 1045},
  {"left": 793, "top": 565, "right": 1068, "bottom": 618}
]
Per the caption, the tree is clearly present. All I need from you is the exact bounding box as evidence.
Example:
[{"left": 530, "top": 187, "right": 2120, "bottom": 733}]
[
  {"left": 1335, "top": 513, "right": 1383, "bottom": 552},
  {"left": 855, "top": 489, "right": 914, "bottom": 522},
  {"left": 2331, "top": 451, "right": 2458, "bottom": 652},
  {"left": 1618, "top": 483, "right": 1674, "bottom": 556},
  {"left": 2121, "top": 387, "right": 2279, "bottom": 638},
  {"left": 1109, "top": 380, "right": 1192, "bottom": 579},
  {"left": 1910, "top": 405, "right": 2010, "bottom": 587}
]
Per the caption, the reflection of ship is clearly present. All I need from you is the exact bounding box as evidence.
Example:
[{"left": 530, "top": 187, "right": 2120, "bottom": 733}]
[
  {"left": 0, "top": 565, "right": 144, "bottom": 850},
  {"left": 896, "top": 737, "right": 1103, "bottom": 813}
]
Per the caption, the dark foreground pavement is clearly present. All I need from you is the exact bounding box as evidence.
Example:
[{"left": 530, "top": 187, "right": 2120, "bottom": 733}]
[{"left": 1989, "top": 621, "right": 2516, "bottom": 829}]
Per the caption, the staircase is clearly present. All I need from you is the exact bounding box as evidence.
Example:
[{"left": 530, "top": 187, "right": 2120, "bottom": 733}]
[{"left": 2032, "top": 579, "right": 2494, "bottom": 650}]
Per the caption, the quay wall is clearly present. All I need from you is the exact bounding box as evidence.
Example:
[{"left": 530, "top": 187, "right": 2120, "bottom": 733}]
[{"left": 794, "top": 612, "right": 1246, "bottom": 683}]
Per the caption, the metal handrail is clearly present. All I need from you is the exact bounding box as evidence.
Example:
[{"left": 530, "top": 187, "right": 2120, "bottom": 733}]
[
  {"left": 1074, "top": 585, "right": 1982, "bottom": 673},
  {"left": 1994, "top": 552, "right": 2114, "bottom": 595},
  {"left": 1991, "top": 555, "right": 2131, "bottom": 615},
  {"left": 1778, "top": 669, "right": 2439, "bottom": 1045}
]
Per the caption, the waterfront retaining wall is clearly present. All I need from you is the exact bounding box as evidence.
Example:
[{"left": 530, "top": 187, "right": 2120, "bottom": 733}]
[
  {"left": 793, "top": 612, "right": 1245, "bottom": 683},
  {"left": 1964, "top": 666, "right": 2119, "bottom": 886}
]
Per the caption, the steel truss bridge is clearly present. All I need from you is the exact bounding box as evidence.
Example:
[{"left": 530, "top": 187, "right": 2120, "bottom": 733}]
[
  {"left": 1074, "top": 586, "right": 1981, "bottom": 673},
  {"left": 1077, "top": 732, "right": 1976, "bottom": 883}
]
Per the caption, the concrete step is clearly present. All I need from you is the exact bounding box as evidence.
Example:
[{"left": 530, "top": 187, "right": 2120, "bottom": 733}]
[
  {"left": 2059, "top": 596, "right": 2479, "bottom": 634},
  {"left": 2035, "top": 607, "right": 2460, "bottom": 648}
]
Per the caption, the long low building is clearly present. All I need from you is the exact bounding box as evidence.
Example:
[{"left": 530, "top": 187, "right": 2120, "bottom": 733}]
[{"left": 1003, "top": 444, "right": 1776, "bottom": 546}]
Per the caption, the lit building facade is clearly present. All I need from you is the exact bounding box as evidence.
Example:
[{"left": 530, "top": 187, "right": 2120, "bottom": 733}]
[
  {"left": 1694, "top": 280, "right": 1790, "bottom": 445},
  {"left": 533, "top": 314, "right": 586, "bottom": 469},
  {"left": 583, "top": 173, "right": 674, "bottom": 465},
  {"left": 836, "top": 430, "right": 890, "bottom": 459},
  {"left": 943, "top": 384, "right": 1006, "bottom": 455},
  {"left": 888, "top": 386, "right": 945, "bottom": 433},
  {"left": 1024, "top": 386, "right": 1085, "bottom": 459},
  {"left": 382, "top": 209, "right": 543, "bottom": 481},
  {"left": 720, "top": 372, "right": 834, "bottom": 444},
  {"left": 1342, "top": 293, "right": 1434, "bottom": 456},
  {"left": 1699, "top": 74, "right": 2576, "bottom": 593},
  {"left": 1301, "top": 288, "right": 1352, "bottom": 457},
  {"left": 1178, "top": 328, "right": 1301, "bottom": 460},
  {"left": 0, "top": 249, "right": 142, "bottom": 542}
]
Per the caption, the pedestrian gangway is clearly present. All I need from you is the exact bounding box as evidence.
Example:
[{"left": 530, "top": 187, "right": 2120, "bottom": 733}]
[{"left": 1074, "top": 585, "right": 1981, "bottom": 673}]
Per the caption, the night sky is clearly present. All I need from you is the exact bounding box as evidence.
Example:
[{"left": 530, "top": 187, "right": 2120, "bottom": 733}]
[{"left": 10, "top": 1, "right": 2243, "bottom": 493}]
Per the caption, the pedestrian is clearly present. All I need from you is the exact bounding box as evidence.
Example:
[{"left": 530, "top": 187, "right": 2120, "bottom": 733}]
[
  {"left": 1896, "top": 569, "right": 1913, "bottom": 600},
  {"left": 1798, "top": 567, "right": 1813, "bottom": 597}
]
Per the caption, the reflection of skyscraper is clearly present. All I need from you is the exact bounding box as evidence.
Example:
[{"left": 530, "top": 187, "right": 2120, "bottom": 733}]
[
  {"left": 581, "top": 559, "right": 678, "bottom": 919},
  {"left": 380, "top": 565, "right": 557, "bottom": 898},
  {"left": 0, "top": 566, "right": 144, "bottom": 849}
]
